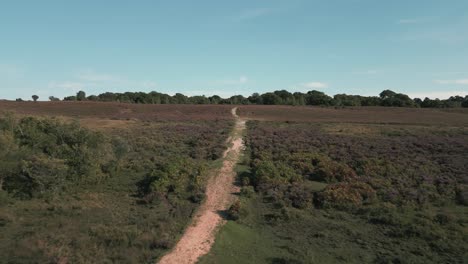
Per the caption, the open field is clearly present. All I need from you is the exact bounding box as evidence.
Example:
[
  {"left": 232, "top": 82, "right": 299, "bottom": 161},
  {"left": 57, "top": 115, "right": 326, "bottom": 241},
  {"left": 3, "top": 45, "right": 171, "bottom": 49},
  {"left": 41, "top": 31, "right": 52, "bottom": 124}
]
[
  {"left": 238, "top": 105, "right": 468, "bottom": 126},
  {"left": 0, "top": 101, "right": 233, "bottom": 121}
]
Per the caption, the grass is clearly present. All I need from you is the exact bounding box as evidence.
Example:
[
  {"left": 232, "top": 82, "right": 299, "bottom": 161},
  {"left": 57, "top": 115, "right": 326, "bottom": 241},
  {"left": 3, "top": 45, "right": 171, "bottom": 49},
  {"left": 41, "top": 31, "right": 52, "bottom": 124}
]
[{"left": 199, "top": 213, "right": 278, "bottom": 264}]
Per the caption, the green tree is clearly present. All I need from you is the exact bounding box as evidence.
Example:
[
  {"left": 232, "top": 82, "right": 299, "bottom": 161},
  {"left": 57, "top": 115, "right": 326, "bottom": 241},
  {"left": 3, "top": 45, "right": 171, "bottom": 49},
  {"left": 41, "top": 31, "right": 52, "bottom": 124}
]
[
  {"left": 261, "top": 93, "right": 282, "bottom": 105},
  {"left": 63, "top": 96, "right": 77, "bottom": 101},
  {"left": 379, "top": 90, "right": 397, "bottom": 99},
  {"left": 32, "top": 95, "right": 39, "bottom": 102},
  {"left": 76, "top": 91, "right": 86, "bottom": 101},
  {"left": 462, "top": 96, "right": 468, "bottom": 108},
  {"left": 306, "top": 90, "right": 333, "bottom": 106}
]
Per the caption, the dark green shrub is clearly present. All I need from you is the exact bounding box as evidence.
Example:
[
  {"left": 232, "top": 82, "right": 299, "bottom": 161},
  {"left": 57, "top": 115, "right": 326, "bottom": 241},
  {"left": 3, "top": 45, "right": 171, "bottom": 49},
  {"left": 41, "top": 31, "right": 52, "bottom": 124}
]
[
  {"left": 315, "top": 182, "right": 376, "bottom": 210},
  {"left": 455, "top": 185, "right": 468, "bottom": 206},
  {"left": 240, "top": 186, "right": 255, "bottom": 198},
  {"left": 227, "top": 201, "right": 241, "bottom": 220},
  {"left": 312, "top": 158, "right": 357, "bottom": 183},
  {"left": 286, "top": 184, "right": 313, "bottom": 209},
  {"left": 0, "top": 115, "right": 116, "bottom": 198}
]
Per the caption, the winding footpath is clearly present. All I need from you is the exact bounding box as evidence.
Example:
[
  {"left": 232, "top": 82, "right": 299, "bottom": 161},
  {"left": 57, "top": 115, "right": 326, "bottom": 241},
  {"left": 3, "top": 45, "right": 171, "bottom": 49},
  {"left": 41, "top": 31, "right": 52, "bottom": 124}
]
[{"left": 158, "top": 107, "right": 245, "bottom": 264}]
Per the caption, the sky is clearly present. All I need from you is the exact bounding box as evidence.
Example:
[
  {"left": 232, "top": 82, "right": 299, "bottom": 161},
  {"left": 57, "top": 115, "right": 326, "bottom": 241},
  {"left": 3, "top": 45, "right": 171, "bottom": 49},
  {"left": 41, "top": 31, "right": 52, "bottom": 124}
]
[{"left": 1, "top": 0, "right": 467, "bottom": 100}]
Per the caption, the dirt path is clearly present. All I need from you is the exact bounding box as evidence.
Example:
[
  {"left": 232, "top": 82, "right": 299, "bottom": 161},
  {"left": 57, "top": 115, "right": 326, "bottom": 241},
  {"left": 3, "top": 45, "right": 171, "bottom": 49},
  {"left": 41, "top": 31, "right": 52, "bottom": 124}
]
[{"left": 158, "top": 107, "right": 245, "bottom": 264}]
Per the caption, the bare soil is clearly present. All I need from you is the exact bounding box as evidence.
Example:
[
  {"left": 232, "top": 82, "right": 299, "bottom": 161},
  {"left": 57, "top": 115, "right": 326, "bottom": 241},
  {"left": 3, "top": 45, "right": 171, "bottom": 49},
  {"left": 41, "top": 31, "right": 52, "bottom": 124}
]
[{"left": 158, "top": 108, "right": 245, "bottom": 264}]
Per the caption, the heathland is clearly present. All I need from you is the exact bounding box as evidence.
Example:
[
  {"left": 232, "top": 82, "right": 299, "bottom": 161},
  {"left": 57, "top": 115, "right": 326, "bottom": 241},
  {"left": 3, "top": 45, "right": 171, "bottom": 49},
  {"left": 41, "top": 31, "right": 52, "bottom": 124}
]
[{"left": 0, "top": 101, "right": 467, "bottom": 264}]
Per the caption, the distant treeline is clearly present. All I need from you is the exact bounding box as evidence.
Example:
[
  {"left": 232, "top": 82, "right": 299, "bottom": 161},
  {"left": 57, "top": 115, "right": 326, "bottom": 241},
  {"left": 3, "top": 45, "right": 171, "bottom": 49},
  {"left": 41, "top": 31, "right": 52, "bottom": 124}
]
[{"left": 36, "top": 89, "right": 468, "bottom": 108}]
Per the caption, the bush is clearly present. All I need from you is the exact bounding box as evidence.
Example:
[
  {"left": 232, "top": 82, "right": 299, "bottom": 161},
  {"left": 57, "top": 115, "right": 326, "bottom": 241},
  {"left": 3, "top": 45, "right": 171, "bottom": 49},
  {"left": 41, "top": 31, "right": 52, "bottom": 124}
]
[
  {"left": 455, "top": 185, "right": 468, "bottom": 206},
  {"left": 240, "top": 186, "right": 255, "bottom": 198},
  {"left": 13, "top": 155, "right": 67, "bottom": 198},
  {"left": 227, "top": 201, "right": 241, "bottom": 221},
  {"left": 0, "top": 190, "right": 10, "bottom": 206},
  {"left": 286, "top": 184, "right": 313, "bottom": 209},
  {"left": 312, "top": 158, "right": 357, "bottom": 183},
  {"left": 0, "top": 115, "right": 116, "bottom": 198},
  {"left": 316, "top": 182, "right": 376, "bottom": 210}
]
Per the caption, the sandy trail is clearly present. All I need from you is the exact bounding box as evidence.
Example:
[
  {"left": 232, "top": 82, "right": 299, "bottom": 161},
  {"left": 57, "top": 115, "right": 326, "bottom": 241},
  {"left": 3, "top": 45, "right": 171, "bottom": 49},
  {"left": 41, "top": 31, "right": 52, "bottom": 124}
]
[{"left": 158, "top": 107, "right": 245, "bottom": 264}]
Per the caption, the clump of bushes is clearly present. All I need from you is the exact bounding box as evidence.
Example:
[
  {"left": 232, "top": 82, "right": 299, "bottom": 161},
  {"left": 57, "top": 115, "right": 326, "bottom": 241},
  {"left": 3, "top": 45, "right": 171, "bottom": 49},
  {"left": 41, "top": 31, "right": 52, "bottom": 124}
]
[
  {"left": 137, "top": 158, "right": 207, "bottom": 203},
  {"left": 240, "top": 186, "right": 255, "bottom": 198},
  {"left": 226, "top": 200, "right": 249, "bottom": 221},
  {"left": 456, "top": 185, "right": 468, "bottom": 206},
  {"left": 0, "top": 115, "right": 116, "bottom": 198},
  {"left": 315, "top": 182, "right": 376, "bottom": 210},
  {"left": 287, "top": 153, "right": 358, "bottom": 183},
  {"left": 227, "top": 201, "right": 241, "bottom": 220}
]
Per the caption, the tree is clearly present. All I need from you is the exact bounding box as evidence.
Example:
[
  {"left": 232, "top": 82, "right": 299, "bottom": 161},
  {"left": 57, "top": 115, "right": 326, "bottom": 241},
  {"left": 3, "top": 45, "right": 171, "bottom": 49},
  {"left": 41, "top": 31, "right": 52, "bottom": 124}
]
[
  {"left": 306, "top": 90, "right": 333, "bottom": 106},
  {"left": 49, "top": 96, "right": 60, "bottom": 101},
  {"left": 379, "top": 90, "right": 397, "bottom": 99},
  {"left": 76, "top": 91, "right": 86, "bottom": 101},
  {"left": 293, "top": 92, "right": 306, "bottom": 105},
  {"left": 63, "top": 96, "right": 77, "bottom": 101},
  {"left": 261, "top": 92, "right": 282, "bottom": 105},
  {"left": 174, "top": 93, "right": 188, "bottom": 104},
  {"left": 248, "top": 93, "right": 263, "bottom": 104},
  {"left": 208, "top": 95, "right": 221, "bottom": 104},
  {"left": 32, "top": 95, "right": 39, "bottom": 102},
  {"left": 274, "top": 90, "right": 294, "bottom": 105},
  {"left": 463, "top": 96, "right": 468, "bottom": 108},
  {"left": 334, "top": 94, "right": 362, "bottom": 106},
  {"left": 87, "top": 95, "right": 99, "bottom": 101},
  {"left": 379, "top": 90, "right": 415, "bottom": 107}
]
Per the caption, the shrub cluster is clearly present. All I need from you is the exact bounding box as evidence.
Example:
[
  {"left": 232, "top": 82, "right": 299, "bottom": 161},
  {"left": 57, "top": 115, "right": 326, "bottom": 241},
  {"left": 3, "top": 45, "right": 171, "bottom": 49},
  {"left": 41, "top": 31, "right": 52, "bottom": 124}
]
[{"left": 0, "top": 115, "right": 116, "bottom": 198}]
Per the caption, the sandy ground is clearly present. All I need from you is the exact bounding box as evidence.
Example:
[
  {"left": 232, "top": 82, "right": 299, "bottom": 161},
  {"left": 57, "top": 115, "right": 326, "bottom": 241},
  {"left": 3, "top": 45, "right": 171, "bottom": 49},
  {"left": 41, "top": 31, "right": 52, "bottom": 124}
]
[{"left": 158, "top": 108, "right": 245, "bottom": 264}]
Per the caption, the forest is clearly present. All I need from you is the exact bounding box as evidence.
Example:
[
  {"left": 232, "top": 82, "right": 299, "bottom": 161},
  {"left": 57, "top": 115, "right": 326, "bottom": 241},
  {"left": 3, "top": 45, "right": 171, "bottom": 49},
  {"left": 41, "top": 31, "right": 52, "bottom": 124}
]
[{"left": 20, "top": 89, "right": 468, "bottom": 108}]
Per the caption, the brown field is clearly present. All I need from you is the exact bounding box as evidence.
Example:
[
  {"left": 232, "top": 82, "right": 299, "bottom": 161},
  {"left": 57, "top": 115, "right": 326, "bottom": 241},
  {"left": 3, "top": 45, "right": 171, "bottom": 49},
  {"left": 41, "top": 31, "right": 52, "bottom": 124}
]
[
  {"left": 237, "top": 105, "right": 468, "bottom": 126},
  {"left": 2, "top": 102, "right": 468, "bottom": 126},
  {"left": 0, "top": 101, "right": 234, "bottom": 121}
]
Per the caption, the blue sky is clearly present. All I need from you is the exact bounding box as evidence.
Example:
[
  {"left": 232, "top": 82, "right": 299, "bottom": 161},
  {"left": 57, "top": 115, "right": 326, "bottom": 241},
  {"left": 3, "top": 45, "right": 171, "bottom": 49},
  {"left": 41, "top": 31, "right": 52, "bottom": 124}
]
[{"left": 1, "top": 0, "right": 467, "bottom": 100}]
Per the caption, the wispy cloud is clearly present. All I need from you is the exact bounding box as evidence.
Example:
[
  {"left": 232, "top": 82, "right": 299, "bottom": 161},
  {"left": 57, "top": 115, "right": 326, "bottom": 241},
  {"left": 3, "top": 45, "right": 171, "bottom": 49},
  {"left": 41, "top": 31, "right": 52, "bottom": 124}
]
[
  {"left": 397, "top": 18, "right": 425, "bottom": 25},
  {"left": 48, "top": 81, "right": 86, "bottom": 92},
  {"left": 47, "top": 70, "right": 159, "bottom": 96},
  {"left": 352, "top": 70, "right": 379, "bottom": 75},
  {"left": 301, "top": 82, "right": 328, "bottom": 89},
  {"left": 213, "top": 76, "right": 249, "bottom": 85},
  {"left": 435, "top": 79, "right": 468, "bottom": 85},
  {"left": 232, "top": 8, "right": 271, "bottom": 22},
  {"left": 141, "top": 81, "right": 158, "bottom": 89},
  {"left": 397, "top": 16, "right": 437, "bottom": 25},
  {"left": 77, "top": 70, "right": 118, "bottom": 82},
  {"left": 0, "top": 63, "right": 24, "bottom": 78},
  {"left": 395, "top": 18, "right": 468, "bottom": 44},
  {"left": 407, "top": 90, "right": 468, "bottom": 99},
  {"left": 184, "top": 89, "right": 249, "bottom": 98}
]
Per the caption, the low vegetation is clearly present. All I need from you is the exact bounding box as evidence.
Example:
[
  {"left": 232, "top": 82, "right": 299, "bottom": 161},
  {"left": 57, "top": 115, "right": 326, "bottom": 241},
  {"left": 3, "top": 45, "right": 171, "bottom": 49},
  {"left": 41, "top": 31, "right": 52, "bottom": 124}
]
[
  {"left": 202, "top": 121, "right": 468, "bottom": 264},
  {"left": 0, "top": 113, "right": 233, "bottom": 263}
]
